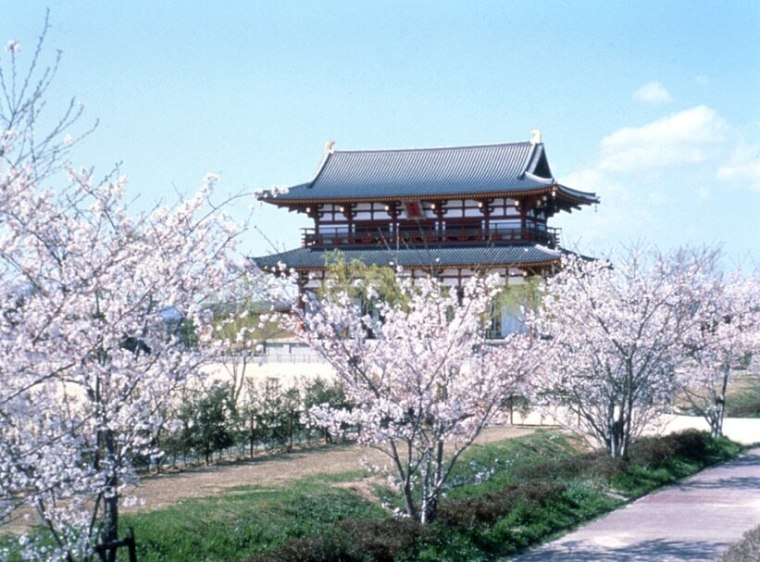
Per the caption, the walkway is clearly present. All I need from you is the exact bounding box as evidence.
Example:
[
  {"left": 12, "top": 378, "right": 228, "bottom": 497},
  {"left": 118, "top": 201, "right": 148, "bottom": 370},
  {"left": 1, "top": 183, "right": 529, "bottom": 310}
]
[{"left": 509, "top": 447, "right": 760, "bottom": 561}]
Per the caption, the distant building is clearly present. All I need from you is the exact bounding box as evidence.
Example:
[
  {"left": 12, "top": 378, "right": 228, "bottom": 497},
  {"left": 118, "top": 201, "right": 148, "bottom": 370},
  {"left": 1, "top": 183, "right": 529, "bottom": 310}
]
[{"left": 253, "top": 133, "right": 598, "bottom": 335}]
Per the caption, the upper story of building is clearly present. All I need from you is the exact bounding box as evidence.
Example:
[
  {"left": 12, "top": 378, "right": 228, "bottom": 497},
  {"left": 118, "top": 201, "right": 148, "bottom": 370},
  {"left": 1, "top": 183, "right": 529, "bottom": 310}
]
[
  {"left": 253, "top": 133, "right": 599, "bottom": 288},
  {"left": 257, "top": 133, "right": 598, "bottom": 256}
]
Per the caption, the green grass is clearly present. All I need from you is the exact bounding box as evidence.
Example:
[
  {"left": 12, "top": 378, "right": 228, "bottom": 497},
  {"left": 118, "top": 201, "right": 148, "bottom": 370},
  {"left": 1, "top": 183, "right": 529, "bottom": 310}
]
[
  {"left": 373, "top": 430, "right": 582, "bottom": 516},
  {"left": 122, "top": 476, "right": 385, "bottom": 561},
  {"left": 0, "top": 475, "right": 385, "bottom": 562},
  {"left": 1, "top": 430, "right": 744, "bottom": 562},
  {"left": 443, "top": 430, "right": 582, "bottom": 496},
  {"left": 726, "top": 374, "right": 760, "bottom": 417}
]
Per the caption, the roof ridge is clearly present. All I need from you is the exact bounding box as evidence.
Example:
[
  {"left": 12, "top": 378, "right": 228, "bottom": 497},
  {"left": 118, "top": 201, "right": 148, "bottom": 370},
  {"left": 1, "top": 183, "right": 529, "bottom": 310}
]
[
  {"left": 333, "top": 141, "right": 534, "bottom": 155},
  {"left": 305, "top": 150, "right": 334, "bottom": 188}
]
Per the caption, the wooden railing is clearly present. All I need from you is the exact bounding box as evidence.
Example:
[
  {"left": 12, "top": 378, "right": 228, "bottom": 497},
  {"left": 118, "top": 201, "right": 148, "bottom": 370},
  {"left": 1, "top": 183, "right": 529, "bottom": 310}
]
[{"left": 302, "top": 226, "right": 560, "bottom": 249}]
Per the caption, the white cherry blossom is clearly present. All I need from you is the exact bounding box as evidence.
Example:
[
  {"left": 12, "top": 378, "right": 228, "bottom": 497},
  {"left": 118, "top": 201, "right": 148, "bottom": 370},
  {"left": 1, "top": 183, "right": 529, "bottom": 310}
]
[{"left": 278, "top": 273, "right": 534, "bottom": 524}]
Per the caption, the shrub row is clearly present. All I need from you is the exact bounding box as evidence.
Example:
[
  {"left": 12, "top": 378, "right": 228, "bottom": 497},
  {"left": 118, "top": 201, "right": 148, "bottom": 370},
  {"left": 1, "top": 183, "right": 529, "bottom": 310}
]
[{"left": 139, "top": 376, "right": 353, "bottom": 470}]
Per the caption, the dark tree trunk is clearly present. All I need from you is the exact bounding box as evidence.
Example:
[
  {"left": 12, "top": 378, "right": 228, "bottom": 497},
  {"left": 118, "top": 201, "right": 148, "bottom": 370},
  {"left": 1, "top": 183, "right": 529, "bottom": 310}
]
[{"left": 101, "top": 429, "right": 119, "bottom": 562}]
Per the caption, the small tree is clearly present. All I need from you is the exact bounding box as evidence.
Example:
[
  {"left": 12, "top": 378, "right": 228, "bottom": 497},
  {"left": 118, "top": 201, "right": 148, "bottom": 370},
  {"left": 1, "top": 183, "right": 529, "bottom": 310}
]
[
  {"left": 237, "top": 378, "right": 262, "bottom": 458},
  {"left": 182, "top": 385, "right": 237, "bottom": 465},
  {"left": 680, "top": 269, "right": 760, "bottom": 437},
  {"left": 319, "top": 251, "right": 406, "bottom": 309},
  {"left": 527, "top": 248, "right": 709, "bottom": 458},
  {"left": 280, "top": 273, "right": 533, "bottom": 524},
  {"left": 254, "top": 377, "right": 303, "bottom": 452}
]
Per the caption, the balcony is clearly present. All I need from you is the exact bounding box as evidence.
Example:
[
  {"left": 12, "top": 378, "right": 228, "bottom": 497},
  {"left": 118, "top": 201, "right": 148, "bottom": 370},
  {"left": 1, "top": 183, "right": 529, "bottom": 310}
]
[{"left": 302, "top": 225, "right": 560, "bottom": 249}]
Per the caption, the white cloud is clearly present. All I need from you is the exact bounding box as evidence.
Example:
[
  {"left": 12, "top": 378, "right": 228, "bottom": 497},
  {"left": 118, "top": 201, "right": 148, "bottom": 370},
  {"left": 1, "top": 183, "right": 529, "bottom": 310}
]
[
  {"left": 560, "top": 105, "right": 759, "bottom": 264},
  {"left": 599, "top": 105, "right": 728, "bottom": 172},
  {"left": 562, "top": 167, "right": 607, "bottom": 191},
  {"left": 632, "top": 81, "right": 673, "bottom": 104},
  {"left": 556, "top": 167, "right": 656, "bottom": 253},
  {"left": 717, "top": 142, "right": 760, "bottom": 190}
]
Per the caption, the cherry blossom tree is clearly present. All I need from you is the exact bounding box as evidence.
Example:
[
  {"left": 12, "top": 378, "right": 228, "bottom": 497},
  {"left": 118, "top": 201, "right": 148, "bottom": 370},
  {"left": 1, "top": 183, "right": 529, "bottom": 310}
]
[
  {"left": 0, "top": 23, "right": 244, "bottom": 561},
  {"left": 680, "top": 267, "right": 760, "bottom": 437},
  {"left": 277, "top": 273, "right": 534, "bottom": 524},
  {"left": 527, "top": 248, "right": 710, "bottom": 458}
]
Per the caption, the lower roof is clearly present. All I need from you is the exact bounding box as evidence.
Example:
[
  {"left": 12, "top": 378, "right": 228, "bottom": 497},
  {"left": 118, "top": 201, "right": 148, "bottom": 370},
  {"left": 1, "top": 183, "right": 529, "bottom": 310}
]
[{"left": 251, "top": 244, "right": 562, "bottom": 272}]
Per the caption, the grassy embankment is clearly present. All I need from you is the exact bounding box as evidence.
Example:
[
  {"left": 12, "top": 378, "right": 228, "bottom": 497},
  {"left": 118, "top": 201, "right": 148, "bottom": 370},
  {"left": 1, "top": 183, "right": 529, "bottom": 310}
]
[
  {"left": 0, "top": 429, "right": 743, "bottom": 561},
  {"left": 725, "top": 374, "right": 760, "bottom": 418},
  {"left": 124, "top": 373, "right": 760, "bottom": 561}
]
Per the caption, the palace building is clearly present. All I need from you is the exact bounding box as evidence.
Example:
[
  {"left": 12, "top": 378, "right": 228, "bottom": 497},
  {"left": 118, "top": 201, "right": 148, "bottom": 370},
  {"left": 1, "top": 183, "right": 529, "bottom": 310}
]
[{"left": 253, "top": 132, "right": 598, "bottom": 335}]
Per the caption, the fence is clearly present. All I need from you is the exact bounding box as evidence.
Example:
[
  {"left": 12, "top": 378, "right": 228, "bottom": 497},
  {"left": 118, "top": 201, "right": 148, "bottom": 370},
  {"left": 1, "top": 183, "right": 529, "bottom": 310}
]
[{"left": 216, "top": 341, "right": 326, "bottom": 365}]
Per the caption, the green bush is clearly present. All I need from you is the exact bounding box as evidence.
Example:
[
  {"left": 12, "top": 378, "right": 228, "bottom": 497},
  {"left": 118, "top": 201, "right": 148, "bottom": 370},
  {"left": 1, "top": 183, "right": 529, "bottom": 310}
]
[
  {"left": 628, "top": 429, "right": 708, "bottom": 466},
  {"left": 437, "top": 487, "right": 518, "bottom": 527},
  {"left": 610, "top": 430, "right": 741, "bottom": 497}
]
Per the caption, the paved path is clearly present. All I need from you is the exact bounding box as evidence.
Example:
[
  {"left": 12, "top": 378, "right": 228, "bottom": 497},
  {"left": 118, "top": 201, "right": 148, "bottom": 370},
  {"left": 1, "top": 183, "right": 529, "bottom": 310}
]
[{"left": 509, "top": 447, "right": 760, "bottom": 561}]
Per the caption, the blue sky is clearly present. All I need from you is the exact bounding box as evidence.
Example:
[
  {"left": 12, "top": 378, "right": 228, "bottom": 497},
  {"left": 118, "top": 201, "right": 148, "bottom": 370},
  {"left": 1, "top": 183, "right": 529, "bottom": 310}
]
[{"left": 2, "top": 1, "right": 759, "bottom": 266}]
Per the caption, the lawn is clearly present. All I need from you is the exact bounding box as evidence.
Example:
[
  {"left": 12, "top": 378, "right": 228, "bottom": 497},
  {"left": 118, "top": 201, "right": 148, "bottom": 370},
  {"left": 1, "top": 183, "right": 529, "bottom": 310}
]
[
  {"left": 0, "top": 429, "right": 743, "bottom": 562},
  {"left": 726, "top": 373, "right": 760, "bottom": 418}
]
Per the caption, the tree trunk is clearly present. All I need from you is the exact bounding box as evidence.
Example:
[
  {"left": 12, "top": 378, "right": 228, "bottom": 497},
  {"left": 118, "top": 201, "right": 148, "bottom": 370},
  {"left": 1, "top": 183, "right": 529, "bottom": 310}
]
[
  {"left": 401, "top": 478, "right": 417, "bottom": 522},
  {"left": 712, "top": 363, "right": 731, "bottom": 438},
  {"left": 421, "top": 495, "right": 438, "bottom": 525},
  {"left": 101, "top": 429, "right": 119, "bottom": 562},
  {"left": 288, "top": 413, "right": 293, "bottom": 452},
  {"left": 608, "top": 415, "right": 626, "bottom": 458},
  {"left": 249, "top": 416, "right": 256, "bottom": 458}
]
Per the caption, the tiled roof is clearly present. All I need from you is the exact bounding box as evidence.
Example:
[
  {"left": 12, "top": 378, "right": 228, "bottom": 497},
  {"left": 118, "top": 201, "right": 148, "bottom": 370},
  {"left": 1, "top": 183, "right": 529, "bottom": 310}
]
[
  {"left": 259, "top": 142, "right": 598, "bottom": 203},
  {"left": 252, "top": 244, "right": 562, "bottom": 271}
]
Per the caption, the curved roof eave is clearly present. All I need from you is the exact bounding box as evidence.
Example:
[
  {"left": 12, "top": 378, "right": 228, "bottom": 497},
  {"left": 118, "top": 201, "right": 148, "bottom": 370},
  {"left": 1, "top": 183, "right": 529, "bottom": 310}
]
[
  {"left": 269, "top": 260, "right": 559, "bottom": 273},
  {"left": 250, "top": 244, "right": 564, "bottom": 273},
  {"left": 260, "top": 184, "right": 597, "bottom": 206},
  {"left": 254, "top": 259, "right": 560, "bottom": 273},
  {"left": 554, "top": 183, "right": 600, "bottom": 204}
]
